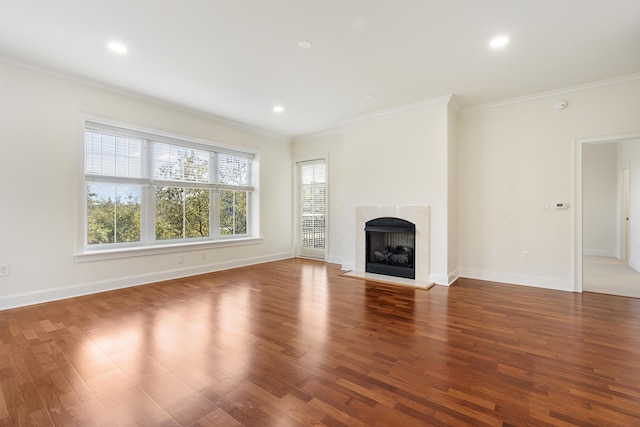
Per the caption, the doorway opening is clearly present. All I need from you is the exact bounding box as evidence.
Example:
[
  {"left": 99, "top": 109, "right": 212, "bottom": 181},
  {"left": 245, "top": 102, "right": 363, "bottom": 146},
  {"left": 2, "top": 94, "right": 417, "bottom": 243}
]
[
  {"left": 297, "top": 159, "right": 326, "bottom": 259},
  {"left": 576, "top": 132, "right": 640, "bottom": 297}
]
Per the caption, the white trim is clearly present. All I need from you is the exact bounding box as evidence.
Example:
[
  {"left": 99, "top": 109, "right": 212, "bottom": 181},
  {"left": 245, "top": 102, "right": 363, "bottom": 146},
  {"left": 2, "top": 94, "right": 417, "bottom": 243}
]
[
  {"left": 78, "top": 113, "right": 259, "bottom": 256},
  {"left": 81, "top": 112, "right": 260, "bottom": 157},
  {"left": 459, "top": 269, "right": 573, "bottom": 292},
  {"left": 0, "top": 57, "right": 290, "bottom": 142},
  {"left": 447, "top": 268, "right": 460, "bottom": 285},
  {"left": 326, "top": 255, "right": 343, "bottom": 265},
  {"left": 447, "top": 96, "right": 462, "bottom": 115},
  {"left": 294, "top": 129, "right": 344, "bottom": 142},
  {"left": 343, "top": 271, "right": 433, "bottom": 289},
  {"left": 461, "top": 73, "right": 640, "bottom": 116},
  {"left": 75, "top": 237, "right": 263, "bottom": 262},
  {"left": 429, "top": 273, "right": 452, "bottom": 286},
  {"left": 294, "top": 156, "right": 329, "bottom": 261},
  {"left": 428, "top": 269, "right": 459, "bottom": 286},
  {"left": 342, "top": 261, "right": 356, "bottom": 271},
  {"left": 342, "top": 95, "right": 453, "bottom": 126},
  {"left": 574, "top": 136, "right": 583, "bottom": 293},
  {"left": 574, "top": 131, "right": 640, "bottom": 293},
  {"left": 583, "top": 249, "right": 617, "bottom": 258},
  {"left": 1, "top": 252, "right": 293, "bottom": 311}
]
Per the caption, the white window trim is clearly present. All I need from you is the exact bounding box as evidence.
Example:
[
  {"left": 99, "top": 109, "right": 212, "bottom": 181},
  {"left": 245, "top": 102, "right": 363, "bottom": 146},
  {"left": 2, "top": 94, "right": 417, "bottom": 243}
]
[
  {"left": 294, "top": 156, "right": 328, "bottom": 260},
  {"left": 76, "top": 113, "right": 261, "bottom": 260},
  {"left": 74, "top": 237, "right": 263, "bottom": 262}
]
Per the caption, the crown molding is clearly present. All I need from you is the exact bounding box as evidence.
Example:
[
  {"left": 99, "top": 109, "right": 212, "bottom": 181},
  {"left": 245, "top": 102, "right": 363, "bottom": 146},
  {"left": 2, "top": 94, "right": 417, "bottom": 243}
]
[
  {"left": 293, "top": 128, "right": 344, "bottom": 143},
  {"left": 0, "top": 56, "right": 291, "bottom": 143},
  {"left": 447, "top": 95, "right": 462, "bottom": 115},
  {"left": 342, "top": 94, "right": 454, "bottom": 126},
  {"left": 575, "top": 131, "right": 640, "bottom": 145},
  {"left": 460, "top": 73, "right": 640, "bottom": 116}
]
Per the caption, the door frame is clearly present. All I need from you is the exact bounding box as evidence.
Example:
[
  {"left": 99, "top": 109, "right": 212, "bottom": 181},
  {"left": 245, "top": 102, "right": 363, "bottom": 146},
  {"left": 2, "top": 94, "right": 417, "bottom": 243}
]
[
  {"left": 620, "top": 167, "right": 630, "bottom": 261},
  {"left": 294, "top": 156, "right": 329, "bottom": 260},
  {"left": 574, "top": 131, "right": 640, "bottom": 292}
]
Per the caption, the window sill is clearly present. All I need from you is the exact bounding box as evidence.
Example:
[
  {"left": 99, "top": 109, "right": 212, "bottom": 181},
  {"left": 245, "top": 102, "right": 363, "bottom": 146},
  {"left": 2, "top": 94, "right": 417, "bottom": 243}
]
[{"left": 75, "top": 237, "right": 264, "bottom": 263}]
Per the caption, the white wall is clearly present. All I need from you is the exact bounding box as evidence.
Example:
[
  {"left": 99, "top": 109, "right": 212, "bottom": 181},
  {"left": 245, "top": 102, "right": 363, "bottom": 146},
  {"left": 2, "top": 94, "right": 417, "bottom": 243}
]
[
  {"left": 291, "top": 131, "right": 344, "bottom": 264},
  {"left": 459, "top": 78, "right": 640, "bottom": 291},
  {"left": 340, "top": 99, "right": 454, "bottom": 284},
  {"left": 0, "top": 63, "right": 293, "bottom": 309},
  {"left": 583, "top": 143, "right": 618, "bottom": 257}
]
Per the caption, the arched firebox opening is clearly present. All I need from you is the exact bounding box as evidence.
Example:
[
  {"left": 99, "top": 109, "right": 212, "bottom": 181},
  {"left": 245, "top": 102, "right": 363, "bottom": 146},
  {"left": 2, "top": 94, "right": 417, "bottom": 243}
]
[{"left": 365, "top": 217, "right": 415, "bottom": 279}]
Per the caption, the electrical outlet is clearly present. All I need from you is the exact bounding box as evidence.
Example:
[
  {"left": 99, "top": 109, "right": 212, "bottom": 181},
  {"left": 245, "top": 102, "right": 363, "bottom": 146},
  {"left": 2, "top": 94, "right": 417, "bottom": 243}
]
[
  {"left": 522, "top": 251, "right": 530, "bottom": 261},
  {"left": 0, "top": 264, "right": 9, "bottom": 277},
  {"left": 177, "top": 255, "right": 184, "bottom": 264}
]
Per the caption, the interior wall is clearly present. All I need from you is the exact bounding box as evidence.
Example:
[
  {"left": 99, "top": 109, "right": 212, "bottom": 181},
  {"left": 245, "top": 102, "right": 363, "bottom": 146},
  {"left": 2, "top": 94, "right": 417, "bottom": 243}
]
[
  {"left": 291, "top": 131, "right": 344, "bottom": 264},
  {"left": 0, "top": 63, "right": 293, "bottom": 309},
  {"left": 341, "top": 100, "right": 451, "bottom": 284},
  {"left": 582, "top": 143, "right": 618, "bottom": 257},
  {"left": 458, "top": 78, "right": 640, "bottom": 291}
]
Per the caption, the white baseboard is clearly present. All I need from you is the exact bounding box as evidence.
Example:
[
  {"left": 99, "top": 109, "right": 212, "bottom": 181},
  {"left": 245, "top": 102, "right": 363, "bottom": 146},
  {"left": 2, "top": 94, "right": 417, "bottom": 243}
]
[
  {"left": 341, "top": 261, "right": 356, "bottom": 271},
  {"left": 458, "top": 268, "right": 573, "bottom": 292},
  {"left": 428, "top": 273, "right": 451, "bottom": 286},
  {"left": 0, "top": 252, "right": 293, "bottom": 311},
  {"left": 326, "top": 255, "right": 343, "bottom": 265},
  {"left": 583, "top": 248, "right": 617, "bottom": 257},
  {"left": 447, "top": 269, "right": 460, "bottom": 285}
]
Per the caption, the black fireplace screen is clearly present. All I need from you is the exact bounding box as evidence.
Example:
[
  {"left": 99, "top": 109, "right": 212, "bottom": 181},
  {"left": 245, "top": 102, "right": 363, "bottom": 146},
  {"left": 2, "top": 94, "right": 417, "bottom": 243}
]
[{"left": 365, "top": 217, "right": 415, "bottom": 279}]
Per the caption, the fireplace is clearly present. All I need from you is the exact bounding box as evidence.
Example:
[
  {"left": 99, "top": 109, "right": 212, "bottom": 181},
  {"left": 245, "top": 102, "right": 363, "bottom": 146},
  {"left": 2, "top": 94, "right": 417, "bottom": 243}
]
[
  {"left": 365, "top": 217, "right": 415, "bottom": 279},
  {"left": 353, "top": 205, "right": 429, "bottom": 285}
]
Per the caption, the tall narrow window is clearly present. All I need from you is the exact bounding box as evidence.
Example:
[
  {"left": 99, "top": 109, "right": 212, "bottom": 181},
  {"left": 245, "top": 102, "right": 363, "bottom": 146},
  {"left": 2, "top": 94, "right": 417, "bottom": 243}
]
[{"left": 298, "top": 159, "right": 326, "bottom": 259}]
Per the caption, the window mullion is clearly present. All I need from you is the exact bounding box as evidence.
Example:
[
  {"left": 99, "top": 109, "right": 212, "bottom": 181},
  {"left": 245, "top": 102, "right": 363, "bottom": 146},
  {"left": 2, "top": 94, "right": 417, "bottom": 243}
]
[
  {"left": 143, "top": 140, "right": 155, "bottom": 244},
  {"left": 231, "top": 191, "right": 237, "bottom": 234},
  {"left": 211, "top": 153, "right": 219, "bottom": 239}
]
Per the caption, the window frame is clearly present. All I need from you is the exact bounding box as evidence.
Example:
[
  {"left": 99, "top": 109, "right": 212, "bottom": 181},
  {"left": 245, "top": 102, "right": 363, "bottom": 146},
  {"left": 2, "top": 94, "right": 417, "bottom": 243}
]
[
  {"left": 76, "top": 115, "right": 261, "bottom": 262},
  {"left": 296, "top": 158, "right": 327, "bottom": 260}
]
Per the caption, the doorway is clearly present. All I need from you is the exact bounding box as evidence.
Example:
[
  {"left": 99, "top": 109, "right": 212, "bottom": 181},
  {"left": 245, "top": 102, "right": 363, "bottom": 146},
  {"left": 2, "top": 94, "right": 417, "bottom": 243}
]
[
  {"left": 297, "top": 159, "right": 327, "bottom": 259},
  {"left": 576, "top": 133, "right": 640, "bottom": 297}
]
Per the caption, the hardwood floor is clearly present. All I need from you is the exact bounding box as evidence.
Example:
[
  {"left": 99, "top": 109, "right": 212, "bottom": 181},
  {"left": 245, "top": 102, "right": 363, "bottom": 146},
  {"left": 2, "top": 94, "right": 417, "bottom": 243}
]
[{"left": 1, "top": 258, "right": 640, "bottom": 426}]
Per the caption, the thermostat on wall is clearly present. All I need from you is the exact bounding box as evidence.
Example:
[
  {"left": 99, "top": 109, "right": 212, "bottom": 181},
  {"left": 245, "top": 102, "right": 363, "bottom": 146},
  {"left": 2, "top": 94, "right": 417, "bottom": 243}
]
[{"left": 554, "top": 202, "right": 569, "bottom": 210}]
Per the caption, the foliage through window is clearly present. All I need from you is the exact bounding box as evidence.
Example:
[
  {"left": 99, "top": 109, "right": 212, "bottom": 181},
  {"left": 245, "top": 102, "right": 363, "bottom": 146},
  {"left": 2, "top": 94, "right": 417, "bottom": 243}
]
[{"left": 84, "top": 121, "right": 255, "bottom": 249}]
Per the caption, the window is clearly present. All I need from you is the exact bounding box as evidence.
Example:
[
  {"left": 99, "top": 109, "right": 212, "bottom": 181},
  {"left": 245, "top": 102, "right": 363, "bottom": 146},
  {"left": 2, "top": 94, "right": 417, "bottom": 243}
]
[
  {"left": 297, "top": 159, "right": 326, "bottom": 259},
  {"left": 83, "top": 120, "right": 255, "bottom": 252}
]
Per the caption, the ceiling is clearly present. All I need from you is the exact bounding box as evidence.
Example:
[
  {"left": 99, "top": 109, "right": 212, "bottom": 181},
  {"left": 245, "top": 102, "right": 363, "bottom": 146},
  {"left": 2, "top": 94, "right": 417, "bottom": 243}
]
[{"left": 1, "top": 1, "right": 639, "bottom": 137}]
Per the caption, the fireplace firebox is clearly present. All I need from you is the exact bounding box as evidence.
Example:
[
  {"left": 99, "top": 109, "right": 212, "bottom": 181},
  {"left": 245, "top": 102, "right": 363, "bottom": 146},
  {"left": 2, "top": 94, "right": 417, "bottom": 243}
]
[{"left": 365, "top": 217, "right": 415, "bottom": 279}]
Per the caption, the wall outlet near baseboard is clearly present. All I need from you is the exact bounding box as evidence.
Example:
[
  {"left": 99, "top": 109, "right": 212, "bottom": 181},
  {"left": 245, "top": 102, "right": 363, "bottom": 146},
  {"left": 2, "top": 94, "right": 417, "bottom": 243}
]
[
  {"left": 0, "top": 264, "right": 9, "bottom": 277},
  {"left": 522, "top": 251, "right": 530, "bottom": 261}
]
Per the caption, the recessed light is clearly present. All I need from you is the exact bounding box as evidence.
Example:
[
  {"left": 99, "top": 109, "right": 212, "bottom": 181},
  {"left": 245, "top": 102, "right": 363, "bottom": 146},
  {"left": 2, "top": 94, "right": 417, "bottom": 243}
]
[
  {"left": 108, "top": 42, "right": 128, "bottom": 54},
  {"left": 273, "top": 105, "right": 284, "bottom": 113},
  {"left": 489, "top": 36, "right": 509, "bottom": 49},
  {"left": 298, "top": 40, "right": 312, "bottom": 49}
]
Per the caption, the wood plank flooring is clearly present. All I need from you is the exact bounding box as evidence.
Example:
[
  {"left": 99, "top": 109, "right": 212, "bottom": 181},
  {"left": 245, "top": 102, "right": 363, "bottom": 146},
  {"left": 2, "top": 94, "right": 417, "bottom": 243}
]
[{"left": 1, "top": 258, "right": 640, "bottom": 426}]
